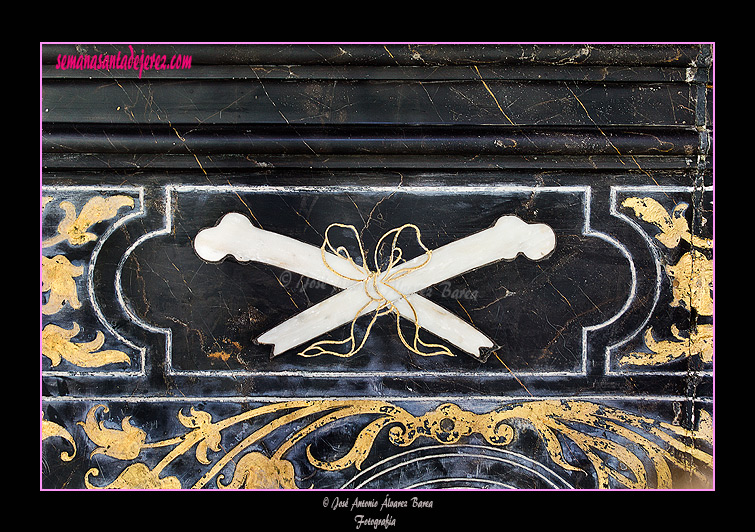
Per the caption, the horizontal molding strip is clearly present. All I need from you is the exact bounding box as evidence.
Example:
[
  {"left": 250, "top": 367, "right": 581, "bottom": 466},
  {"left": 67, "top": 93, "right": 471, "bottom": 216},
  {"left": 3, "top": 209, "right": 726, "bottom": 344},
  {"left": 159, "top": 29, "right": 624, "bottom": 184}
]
[
  {"left": 42, "top": 123, "right": 701, "bottom": 156},
  {"left": 42, "top": 80, "right": 699, "bottom": 128},
  {"left": 41, "top": 153, "right": 705, "bottom": 172},
  {"left": 41, "top": 43, "right": 708, "bottom": 67},
  {"left": 41, "top": 64, "right": 703, "bottom": 83}
]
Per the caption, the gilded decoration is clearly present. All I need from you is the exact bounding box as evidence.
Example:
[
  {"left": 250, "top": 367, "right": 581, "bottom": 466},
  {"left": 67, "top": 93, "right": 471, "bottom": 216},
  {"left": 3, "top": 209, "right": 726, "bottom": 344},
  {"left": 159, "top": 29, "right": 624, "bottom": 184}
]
[
  {"left": 41, "top": 412, "right": 76, "bottom": 462},
  {"left": 42, "top": 323, "right": 132, "bottom": 368},
  {"left": 41, "top": 192, "right": 138, "bottom": 370},
  {"left": 42, "top": 194, "right": 135, "bottom": 248},
  {"left": 73, "top": 400, "right": 711, "bottom": 490},
  {"left": 620, "top": 196, "right": 713, "bottom": 367}
]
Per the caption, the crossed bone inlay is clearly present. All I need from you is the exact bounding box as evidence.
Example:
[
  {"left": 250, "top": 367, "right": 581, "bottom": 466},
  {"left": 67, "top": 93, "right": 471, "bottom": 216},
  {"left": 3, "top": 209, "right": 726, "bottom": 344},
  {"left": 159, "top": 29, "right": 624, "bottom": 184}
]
[{"left": 194, "top": 212, "right": 556, "bottom": 361}]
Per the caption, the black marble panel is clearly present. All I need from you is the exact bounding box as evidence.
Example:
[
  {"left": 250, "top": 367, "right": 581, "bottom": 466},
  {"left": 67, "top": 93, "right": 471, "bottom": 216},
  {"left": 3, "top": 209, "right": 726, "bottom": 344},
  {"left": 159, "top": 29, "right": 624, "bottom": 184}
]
[{"left": 41, "top": 44, "right": 714, "bottom": 498}]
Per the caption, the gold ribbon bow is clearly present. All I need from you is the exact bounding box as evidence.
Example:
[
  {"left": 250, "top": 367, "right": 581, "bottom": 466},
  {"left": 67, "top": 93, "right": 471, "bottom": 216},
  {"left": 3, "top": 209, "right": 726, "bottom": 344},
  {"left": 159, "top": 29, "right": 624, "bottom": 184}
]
[{"left": 298, "top": 223, "right": 454, "bottom": 358}]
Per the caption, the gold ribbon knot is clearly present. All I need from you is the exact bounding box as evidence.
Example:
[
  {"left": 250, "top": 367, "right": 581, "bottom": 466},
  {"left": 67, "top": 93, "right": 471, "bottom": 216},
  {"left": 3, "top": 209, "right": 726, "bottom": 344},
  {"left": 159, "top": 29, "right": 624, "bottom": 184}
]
[{"left": 297, "top": 223, "right": 454, "bottom": 358}]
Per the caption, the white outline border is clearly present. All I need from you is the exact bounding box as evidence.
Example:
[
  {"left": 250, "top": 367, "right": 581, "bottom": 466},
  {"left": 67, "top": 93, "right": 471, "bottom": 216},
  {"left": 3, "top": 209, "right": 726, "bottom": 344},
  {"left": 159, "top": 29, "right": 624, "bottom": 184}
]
[
  {"left": 41, "top": 393, "right": 712, "bottom": 404},
  {"left": 124, "top": 184, "right": 635, "bottom": 380},
  {"left": 340, "top": 444, "right": 575, "bottom": 489}
]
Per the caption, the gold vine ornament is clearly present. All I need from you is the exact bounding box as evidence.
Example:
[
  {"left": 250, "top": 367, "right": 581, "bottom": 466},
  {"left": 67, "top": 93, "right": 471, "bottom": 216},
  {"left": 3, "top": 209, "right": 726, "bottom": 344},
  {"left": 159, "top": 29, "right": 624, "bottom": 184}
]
[{"left": 76, "top": 400, "right": 712, "bottom": 490}]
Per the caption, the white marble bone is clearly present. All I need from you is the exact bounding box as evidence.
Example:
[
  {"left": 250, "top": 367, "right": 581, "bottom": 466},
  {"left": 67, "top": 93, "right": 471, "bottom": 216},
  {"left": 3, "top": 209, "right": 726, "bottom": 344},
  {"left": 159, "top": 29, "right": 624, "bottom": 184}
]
[
  {"left": 252, "top": 215, "right": 556, "bottom": 356},
  {"left": 194, "top": 212, "right": 499, "bottom": 358}
]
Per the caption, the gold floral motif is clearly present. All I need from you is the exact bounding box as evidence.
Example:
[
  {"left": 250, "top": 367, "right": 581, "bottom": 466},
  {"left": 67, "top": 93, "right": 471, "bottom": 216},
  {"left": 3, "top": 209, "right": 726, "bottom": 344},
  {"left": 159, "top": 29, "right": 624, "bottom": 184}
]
[
  {"left": 217, "top": 452, "right": 299, "bottom": 489},
  {"left": 42, "top": 194, "right": 134, "bottom": 247},
  {"left": 84, "top": 463, "right": 181, "bottom": 490},
  {"left": 41, "top": 193, "right": 137, "bottom": 368},
  {"left": 177, "top": 407, "right": 223, "bottom": 465},
  {"left": 42, "top": 323, "right": 131, "bottom": 368},
  {"left": 620, "top": 324, "right": 713, "bottom": 366},
  {"left": 621, "top": 197, "right": 712, "bottom": 250},
  {"left": 41, "top": 412, "right": 76, "bottom": 461},
  {"left": 41, "top": 255, "right": 84, "bottom": 315},
  {"left": 621, "top": 196, "right": 713, "bottom": 366},
  {"left": 78, "top": 404, "right": 146, "bottom": 460},
  {"left": 78, "top": 400, "right": 712, "bottom": 490},
  {"left": 666, "top": 250, "right": 713, "bottom": 316}
]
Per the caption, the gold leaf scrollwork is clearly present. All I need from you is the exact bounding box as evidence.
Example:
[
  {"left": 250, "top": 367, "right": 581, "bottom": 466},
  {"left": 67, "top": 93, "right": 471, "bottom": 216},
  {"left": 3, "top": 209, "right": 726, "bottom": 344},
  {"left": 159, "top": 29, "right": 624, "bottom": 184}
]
[
  {"left": 41, "top": 193, "right": 136, "bottom": 368},
  {"left": 79, "top": 405, "right": 182, "bottom": 489},
  {"left": 84, "top": 463, "right": 181, "bottom": 490},
  {"left": 620, "top": 324, "right": 714, "bottom": 366},
  {"left": 75, "top": 400, "right": 712, "bottom": 490},
  {"left": 621, "top": 196, "right": 713, "bottom": 366},
  {"left": 621, "top": 197, "right": 712, "bottom": 250},
  {"left": 666, "top": 249, "right": 713, "bottom": 316},
  {"left": 384, "top": 402, "right": 515, "bottom": 448},
  {"left": 42, "top": 195, "right": 134, "bottom": 248},
  {"left": 42, "top": 412, "right": 76, "bottom": 461},
  {"left": 488, "top": 400, "right": 712, "bottom": 489},
  {"left": 216, "top": 452, "right": 298, "bottom": 489},
  {"left": 78, "top": 404, "right": 146, "bottom": 460},
  {"left": 304, "top": 402, "right": 515, "bottom": 472},
  {"left": 42, "top": 323, "right": 131, "bottom": 368},
  {"left": 177, "top": 407, "right": 223, "bottom": 465},
  {"left": 305, "top": 401, "right": 711, "bottom": 489},
  {"left": 41, "top": 255, "right": 84, "bottom": 315}
]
